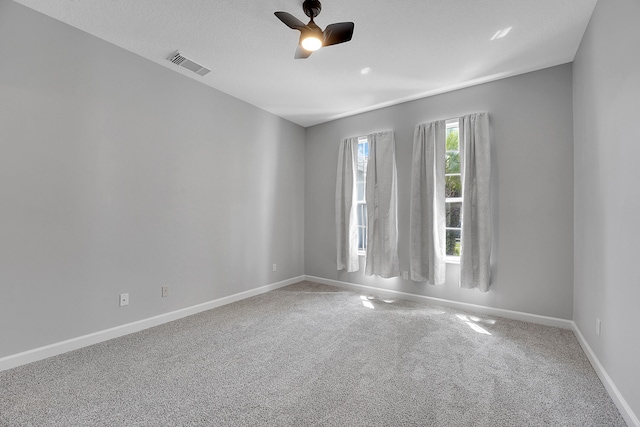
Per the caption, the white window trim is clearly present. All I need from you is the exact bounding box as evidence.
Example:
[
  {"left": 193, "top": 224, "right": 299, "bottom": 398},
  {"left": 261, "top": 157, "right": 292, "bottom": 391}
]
[
  {"left": 357, "top": 137, "right": 368, "bottom": 256},
  {"left": 445, "top": 119, "right": 461, "bottom": 263}
]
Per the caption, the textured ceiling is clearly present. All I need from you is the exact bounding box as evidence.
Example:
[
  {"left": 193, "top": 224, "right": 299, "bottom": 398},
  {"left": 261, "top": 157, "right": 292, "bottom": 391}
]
[{"left": 12, "top": 0, "right": 597, "bottom": 127}]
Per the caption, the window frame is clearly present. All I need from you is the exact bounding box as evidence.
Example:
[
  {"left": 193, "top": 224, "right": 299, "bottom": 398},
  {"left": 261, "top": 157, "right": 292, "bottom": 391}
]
[
  {"left": 445, "top": 119, "right": 462, "bottom": 264},
  {"left": 356, "top": 137, "right": 369, "bottom": 254}
]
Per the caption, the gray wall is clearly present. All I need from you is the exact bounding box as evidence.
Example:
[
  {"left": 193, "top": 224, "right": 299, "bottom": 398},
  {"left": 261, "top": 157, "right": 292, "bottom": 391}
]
[
  {"left": 305, "top": 64, "right": 574, "bottom": 320},
  {"left": 0, "top": 1, "right": 305, "bottom": 358},
  {"left": 573, "top": 0, "right": 640, "bottom": 418}
]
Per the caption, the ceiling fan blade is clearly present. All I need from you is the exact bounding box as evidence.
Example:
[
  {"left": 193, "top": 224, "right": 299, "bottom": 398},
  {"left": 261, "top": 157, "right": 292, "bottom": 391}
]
[
  {"left": 274, "top": 11, "right": 307, "bottom": 30},
  {"left": 323, "top": 22, "right": 354, "bottom": 47},
  {"left": 294, "top": 44, "right": 313, "bottom": 59}
]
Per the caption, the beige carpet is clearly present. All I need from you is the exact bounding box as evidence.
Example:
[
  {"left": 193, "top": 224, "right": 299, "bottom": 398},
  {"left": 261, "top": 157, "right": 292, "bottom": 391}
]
[{"left": 0, "top": 281, "right": 625, "bottom": 426}]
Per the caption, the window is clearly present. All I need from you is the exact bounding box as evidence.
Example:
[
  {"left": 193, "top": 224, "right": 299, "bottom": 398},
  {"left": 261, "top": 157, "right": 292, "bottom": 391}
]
[
  {"left": 356, "top": 137, "right": 369, "bottom": 252},
  {"left": 445, "top": 119, "right": 461, "bottom": 261}
]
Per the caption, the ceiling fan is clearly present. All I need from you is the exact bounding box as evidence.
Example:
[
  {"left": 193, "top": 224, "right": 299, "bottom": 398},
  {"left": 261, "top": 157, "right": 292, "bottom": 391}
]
[{"left": 274, "top": 0, "right": 354, "bottom": 59}]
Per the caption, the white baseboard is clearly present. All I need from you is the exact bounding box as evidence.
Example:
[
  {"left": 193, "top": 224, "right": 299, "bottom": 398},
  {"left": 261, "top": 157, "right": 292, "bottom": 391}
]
[
  {"left": 573, "top": 324, "right": 640, "bottom": 427},
  {"left": 304, "top": 275, "right": 574, "bottom": 329},
  {"left": 0, "top": 276, "right": 304, "bottom": 372}
]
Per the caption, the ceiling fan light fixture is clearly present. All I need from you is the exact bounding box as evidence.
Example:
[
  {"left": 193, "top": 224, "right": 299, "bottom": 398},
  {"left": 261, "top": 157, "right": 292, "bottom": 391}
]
[
  {"left": 301, "top": 35, "right": 322, "bottom": 51},
  {"left": 274, "top": 0, "right": 354, "bottom": 59}
]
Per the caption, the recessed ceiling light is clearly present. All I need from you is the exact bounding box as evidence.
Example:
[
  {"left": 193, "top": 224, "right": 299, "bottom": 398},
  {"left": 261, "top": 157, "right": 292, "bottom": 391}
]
[
  {"left": 490, "top": 26, "right": 512, "bottom": 41},
  {"left": 360, "top": 67, "right": 371, "bottom": 75}
]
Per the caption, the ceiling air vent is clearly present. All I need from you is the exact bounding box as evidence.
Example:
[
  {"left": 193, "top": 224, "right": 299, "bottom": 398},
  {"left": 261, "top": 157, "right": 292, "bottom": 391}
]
[{"left": 167, "top": 51, "right": 211, "bottom": 76}]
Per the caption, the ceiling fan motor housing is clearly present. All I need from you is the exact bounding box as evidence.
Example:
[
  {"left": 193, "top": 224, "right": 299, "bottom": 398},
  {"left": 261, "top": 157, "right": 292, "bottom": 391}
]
[{"left": 303, "top": 0, "right": 322, "bottom": 18}]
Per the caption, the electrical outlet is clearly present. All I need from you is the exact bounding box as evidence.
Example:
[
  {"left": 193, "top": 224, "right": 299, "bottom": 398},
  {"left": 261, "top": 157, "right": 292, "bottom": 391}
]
[
  {"left": 162, "top": 286, "right": 169, "bottom": 298},
  {"left": 402, "top": 271, "right": 409, "bottom": 280},
  {"left": 596, "top": 318, "right": 602, "bottom": 336},
  {"left": 272, "top": 263, "right": 277, "bottom": 272},
  {"left": 119, "top": 293, "right": 129, "bottom": 307}
]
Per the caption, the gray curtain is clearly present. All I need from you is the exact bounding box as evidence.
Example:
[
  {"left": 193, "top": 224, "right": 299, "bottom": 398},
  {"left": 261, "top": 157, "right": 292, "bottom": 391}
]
[
  {"left": 409, "top": 120, "right": 446, "bottom": 284},
  {"left": 365, "top": 131, "right": 400, "bottom": 278},
  {"left": 335, "top": 137, "right": 359, "bottom": 272},
  {"left": 459, "top": 113, "right": 492, "bottom": 291}
]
